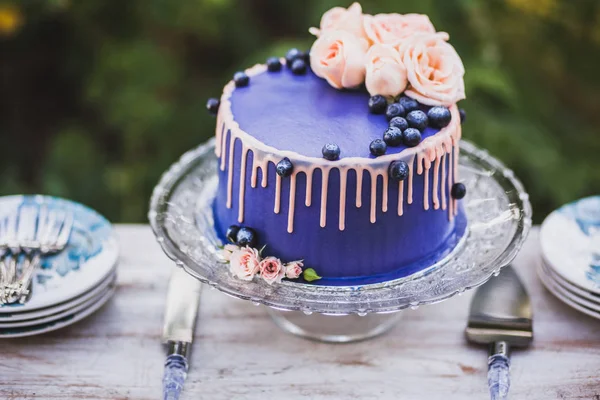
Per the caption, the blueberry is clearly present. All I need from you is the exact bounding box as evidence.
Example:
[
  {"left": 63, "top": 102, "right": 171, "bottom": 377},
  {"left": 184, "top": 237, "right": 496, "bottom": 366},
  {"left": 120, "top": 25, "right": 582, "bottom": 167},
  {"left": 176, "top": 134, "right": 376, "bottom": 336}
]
[
  {"left": 368, "top": 95, "right": 387, "bottom": 114},
  {"left": 301, "top": 51, "right": 310, "bottom": 63},
  {"left": 291, "top": 58, "right": 307, "bottom": 75},
  {"left": 369, "top": 139, "right": 387, "bottom": 157},
  {"left": 389, "top": 160, "right": 410, "bottom": 182},
  {"left": 266, "top": 57, "right": 282, "bottom": 72},
  {"left": 406, "top": 110, "right": 428, "bottom": 131},
  {"left": 236, "top": 227, "right": 258, "bottom": 247},
  {"left": 233, "top": 71, "right": 249, "bottom": 87},
  {"left": 427, "top": 106, "right": 452, "bottom": 129},
  {"left": 383, "top": 127, "right": 403, "bottom": 147},
  {"left": 402, "top": 128, "right": 422, "bottom": 147},
  {"left": 276, "top": 157, "right": 294, "bottom": 177},
  {"left": 226, "top": 225, "right": 240, "bottom": 243},
  {"left": 386, "top": 103, "right": 405, "bottom": 120},
  {"left": 451, "top": 183, "right": 467, "bottom": 199},
  {"left": 389, "top": 116, "right": 409, "bottom": 131},
  {"left": 285, "top": 48, "right": 302, "bottom": 66},
  {"left": 322, "top": 143, "right": 340, "bottom": 161},
  {"left": 206, "top": 98, "right": 220, "bottom": 116},
  {"left": 459, "top": 108, "right": 466, "bottom": 124},
  {"left": 398, "top": 96, "right": 419, "bottom": 113}
]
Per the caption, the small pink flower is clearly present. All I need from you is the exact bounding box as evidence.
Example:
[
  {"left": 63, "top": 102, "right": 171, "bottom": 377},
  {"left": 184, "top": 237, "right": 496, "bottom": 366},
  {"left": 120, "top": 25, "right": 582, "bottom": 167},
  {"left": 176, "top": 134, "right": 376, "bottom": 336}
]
[
  {"left": 284, "top": 260, "right": 304, "bottom": 280},
  {"left": 309, "top": 2, "right": 367, "bottom": 40},
  {"left": 365, "top": 44, "right": 407, "bottom": 97},
  {"left": 229, "top": 246, "right": 260, "bottom": 281},
  {"left": 259, "top": 257, "right": 285, "bottom": 285},
  {"left": 310, "top": 30, "right": 368, "bottom": 90},
  {"left": 219, "top": 244, "right": 239, "bottom": 262},
  {"left": 397, "top": 32, "right": 465, "bottom": 106},
  {"left": 363, "top": 13, "right": 436, "bottom": 47}
]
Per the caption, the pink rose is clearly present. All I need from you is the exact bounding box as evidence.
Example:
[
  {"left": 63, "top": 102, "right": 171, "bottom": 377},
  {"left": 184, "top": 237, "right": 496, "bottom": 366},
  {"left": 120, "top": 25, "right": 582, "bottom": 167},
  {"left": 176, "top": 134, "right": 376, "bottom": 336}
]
[
  {"left": 259, "top": 257, "right": 285, "bottom": 285},
  {"left": 365, "top": 44, "right": 407, "bottom": 97},
  {"left": 310, "top": 30, "right": 368, "bottom": 89},
  {"left": 229, "top": 246, "right": 260, "bottom": 281},
  {"left": 309, "top": 2, "right": 367, "bottom": 40},
  {"left": 398, "top": 32, "right": 465, "bottom": 106},
  {"left": 363, "top": 13, "right": 436, "bottom": 47},
  {"left": 219, "top": 244, "right": 239, "bottom": 262},
  {"left": 284, "top": 260, "right": 304, "bottom": 280}
]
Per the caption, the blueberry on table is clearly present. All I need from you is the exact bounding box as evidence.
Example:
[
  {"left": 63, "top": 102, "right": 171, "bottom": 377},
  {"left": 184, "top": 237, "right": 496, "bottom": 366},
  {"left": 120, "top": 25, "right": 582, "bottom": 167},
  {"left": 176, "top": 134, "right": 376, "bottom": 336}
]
[
  {"left": 368, "top": 95, "right": 387, "bottom": 114},
  {"left": 276, "top": 157, "right": 294, "bottom": 177},
  {"left": 369, "top": 139, "right": 387, "bottom": 157},
  {"left": 206, "top": 98, "right": 220, "bottom": 116},
  {"left": 427, "top": 106, "right": 452, "bottom": 129},
  {"left": 389, "top": 116, "right": 409, "bottom": 131},
  {"left": 291, "top": 59, "right": 307, "bottom": 75},
  {"left": 459, "top": 108, "right": 466, "bottom": 124},
  {"left": 383, "top": 127, "right": 403, "bottom": 147},
  {"left": 389, "top": 160, "right": 410, "bottom": 182},
  {"left": 386, "top": 103, "right": 406, "bottom": 121},
  {"left": 322, "top": 143, "right": 341, "bottom": 161},
  {"left": 226, "top": 225, "right": 240, "bottom": 243},
  {"left": 233, "top": 71, "right": 249, "bottom": 87},
  {"left": 285, "top": 48, "right": 302, "bottom": 66},
  {"left": 236, "top": 227, "right": 258, "bottom": 247},
  {"left": 402, "top": 128, "right": 422, "bottom": 147},
  {"left": 406, "top": 110, "right": 428, "bottom": 131},
  {"left": 266, "top": 57, "right": 282, "bottom": 72},
  {"left": 398, "top": 96, "right": 419, "bottom": 113},
  {"left": 451, "top": 183, "right": 467, "bottom": 199}
]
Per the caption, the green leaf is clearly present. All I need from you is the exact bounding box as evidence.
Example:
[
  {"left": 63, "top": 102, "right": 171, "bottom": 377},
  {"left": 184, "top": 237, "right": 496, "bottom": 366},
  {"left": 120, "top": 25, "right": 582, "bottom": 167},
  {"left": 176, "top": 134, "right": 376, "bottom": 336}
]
[{"left": 302, "top": 268, "right": 322, "bottom": 282}]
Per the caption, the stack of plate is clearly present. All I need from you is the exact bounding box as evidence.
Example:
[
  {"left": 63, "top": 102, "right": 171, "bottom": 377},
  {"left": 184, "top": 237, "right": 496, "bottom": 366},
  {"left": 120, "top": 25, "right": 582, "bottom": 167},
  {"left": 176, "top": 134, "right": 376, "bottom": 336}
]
[
  {"left": 0, "top": 196, "right": 119, "bottom": 338},
  {"left": 539, "top": 196, "right": 600, "bottom": 320}
]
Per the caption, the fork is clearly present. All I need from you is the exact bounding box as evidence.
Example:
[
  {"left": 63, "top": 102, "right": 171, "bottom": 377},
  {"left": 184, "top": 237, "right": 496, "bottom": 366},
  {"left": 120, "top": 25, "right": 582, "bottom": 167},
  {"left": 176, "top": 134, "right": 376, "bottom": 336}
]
[{"left": 0, "top": 204, "right": 74, "bottom": 304}]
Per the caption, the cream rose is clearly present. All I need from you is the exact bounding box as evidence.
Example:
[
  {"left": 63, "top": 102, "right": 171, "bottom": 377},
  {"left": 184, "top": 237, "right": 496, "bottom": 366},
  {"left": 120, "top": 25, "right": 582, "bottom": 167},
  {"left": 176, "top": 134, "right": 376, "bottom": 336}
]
[
  {"left": 365, "top": 44, "right": 407, "bottom": 97},
  {"left": 310, "top": 30, "right": 368, "bottom": 89},
  {"left": 229, "top": 246, "right": 260, "bottom": 281},
  {"left": 308, "top": 2, "right": 367, "bottom": 40},
  {"left": 398, "top": 32, "right": 465, "bottom": 106},
  {"left": 284, "top": 260, "right": 304, "bottom": 280},
  {"left": 259, "top": 257, "right": 285, "bottom": 285},
  {"left": 363, "top": 13, "right": 435, "bottom": 47}
]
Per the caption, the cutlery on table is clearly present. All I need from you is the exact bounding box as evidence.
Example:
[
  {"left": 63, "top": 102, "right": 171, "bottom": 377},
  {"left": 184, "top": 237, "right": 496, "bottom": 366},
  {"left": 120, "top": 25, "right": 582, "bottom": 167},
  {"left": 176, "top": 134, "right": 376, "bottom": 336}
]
[
  {"left": 0, "top": 204, "right": 74, "bottom": 304},
  {"left": 162, "top": 267, "right": 203, "bottom": 400},
  {"left": 465, "top": 265, "right": 533, "bottom": 400}
]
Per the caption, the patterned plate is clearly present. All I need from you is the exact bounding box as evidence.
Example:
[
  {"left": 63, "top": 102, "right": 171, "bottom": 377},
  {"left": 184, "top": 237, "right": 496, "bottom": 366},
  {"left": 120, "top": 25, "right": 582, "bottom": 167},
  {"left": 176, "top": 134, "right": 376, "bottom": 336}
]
[
  {"left": 540, "top": 259, "right": 600, "bottom": 305},
  {"left": 0, "top": 196, "right": 118, "bottom": 312},
  {"left": 0, "top": 283, "right": 116, "bottom": 338},
  {"left": 0, "top": 271, "right": 116, "bottom": 322},
  {"left": 540, "top": 196, "right": 600, "bottom": 295},
  {"left": 537, "top": 262, "right": 600, "bottom": 320}
]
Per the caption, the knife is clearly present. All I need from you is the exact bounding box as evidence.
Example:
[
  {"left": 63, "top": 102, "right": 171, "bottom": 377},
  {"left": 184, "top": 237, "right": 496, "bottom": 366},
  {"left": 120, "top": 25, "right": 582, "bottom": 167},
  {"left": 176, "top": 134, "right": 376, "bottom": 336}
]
[
  {"left": 162, "top": 267, "right": 203, "bottom": 400},
  {"left": 465, "top": 265, "right": 533, "bottom": 400}
]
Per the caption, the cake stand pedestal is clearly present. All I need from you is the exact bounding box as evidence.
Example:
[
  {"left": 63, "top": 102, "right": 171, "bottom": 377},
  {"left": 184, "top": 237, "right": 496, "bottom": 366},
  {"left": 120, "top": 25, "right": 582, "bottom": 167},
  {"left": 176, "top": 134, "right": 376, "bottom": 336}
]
[{"left": 149, "top": 139, "right": 531, "bottom": 343}]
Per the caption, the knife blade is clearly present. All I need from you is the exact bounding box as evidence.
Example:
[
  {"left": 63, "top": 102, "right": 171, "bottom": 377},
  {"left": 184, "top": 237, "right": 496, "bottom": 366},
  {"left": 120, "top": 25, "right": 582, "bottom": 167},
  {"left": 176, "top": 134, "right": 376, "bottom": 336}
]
[
  {"left": 162, "top": 267, "right": 203, "bottom": 400},
  {"left": 465, "top": 265, "right": 533, "bottom": 400}
]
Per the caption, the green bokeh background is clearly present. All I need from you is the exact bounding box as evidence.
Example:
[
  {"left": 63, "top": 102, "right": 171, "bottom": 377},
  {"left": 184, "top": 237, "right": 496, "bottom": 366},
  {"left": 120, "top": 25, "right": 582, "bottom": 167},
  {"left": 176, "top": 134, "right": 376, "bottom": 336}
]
[{"left": 2, "top": 0, "right": 599, "bottom": 223}]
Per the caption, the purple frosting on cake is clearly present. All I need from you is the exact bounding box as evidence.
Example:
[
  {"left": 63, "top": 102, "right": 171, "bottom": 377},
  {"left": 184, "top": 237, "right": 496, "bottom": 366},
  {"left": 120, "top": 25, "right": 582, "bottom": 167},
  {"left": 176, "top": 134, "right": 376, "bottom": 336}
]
[{"left": 213, "top": 66, "right": 467, "bottom": 285}]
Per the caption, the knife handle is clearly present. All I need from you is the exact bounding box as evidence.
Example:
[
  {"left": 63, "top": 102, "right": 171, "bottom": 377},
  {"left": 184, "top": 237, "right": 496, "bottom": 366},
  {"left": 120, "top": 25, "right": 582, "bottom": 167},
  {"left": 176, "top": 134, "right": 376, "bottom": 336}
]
[
  {"left": 487, "top": 341, "right": 510, "bottom": 400},
  {"left": 163, "top": 353, "right": 189, "bottom": 400}
]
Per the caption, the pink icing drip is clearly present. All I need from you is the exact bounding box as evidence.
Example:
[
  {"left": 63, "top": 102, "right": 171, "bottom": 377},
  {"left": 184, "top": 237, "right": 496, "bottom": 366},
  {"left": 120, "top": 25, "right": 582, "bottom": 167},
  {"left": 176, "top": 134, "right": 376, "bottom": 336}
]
[{"left": 217, "top": 64, "right": 463, "bottom": 233}]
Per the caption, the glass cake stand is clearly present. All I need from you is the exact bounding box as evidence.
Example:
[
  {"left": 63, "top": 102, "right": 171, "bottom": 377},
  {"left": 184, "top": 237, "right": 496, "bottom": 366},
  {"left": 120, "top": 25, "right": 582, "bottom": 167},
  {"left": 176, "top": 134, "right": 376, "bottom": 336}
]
[{"left": 149, "top": 139, "right": 532, "bottom": 343}]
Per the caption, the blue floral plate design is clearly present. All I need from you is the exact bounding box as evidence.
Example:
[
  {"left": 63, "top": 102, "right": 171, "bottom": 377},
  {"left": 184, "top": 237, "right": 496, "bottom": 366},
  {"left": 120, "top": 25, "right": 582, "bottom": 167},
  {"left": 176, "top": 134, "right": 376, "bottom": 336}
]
[
  {"left": 540, "top": 196, "right": 600, "bottom": 295},
  {"left": 0, "top": 195, "right": 118, "bottom": 312}
]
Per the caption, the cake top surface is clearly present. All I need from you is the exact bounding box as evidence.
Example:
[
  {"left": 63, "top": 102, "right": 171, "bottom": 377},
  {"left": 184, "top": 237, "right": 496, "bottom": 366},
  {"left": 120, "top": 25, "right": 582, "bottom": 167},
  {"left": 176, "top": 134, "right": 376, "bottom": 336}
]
[{"left": 230, "top": 68, "right": 441, "bottom": 159}]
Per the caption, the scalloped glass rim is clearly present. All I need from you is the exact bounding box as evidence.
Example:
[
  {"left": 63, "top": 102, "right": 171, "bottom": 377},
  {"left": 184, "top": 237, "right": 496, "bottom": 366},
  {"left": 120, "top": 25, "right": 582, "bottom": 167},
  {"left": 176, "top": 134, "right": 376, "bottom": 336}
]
[{"left": 149, "top": 139, "right": 532, "bottom": 315}]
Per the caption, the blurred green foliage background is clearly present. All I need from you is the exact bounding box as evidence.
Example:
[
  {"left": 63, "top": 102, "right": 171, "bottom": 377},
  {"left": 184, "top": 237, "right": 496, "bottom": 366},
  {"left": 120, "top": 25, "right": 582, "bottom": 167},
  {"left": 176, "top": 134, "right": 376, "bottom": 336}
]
[{"left": 1, "top": 0, "right": 599, "bottom": 223}]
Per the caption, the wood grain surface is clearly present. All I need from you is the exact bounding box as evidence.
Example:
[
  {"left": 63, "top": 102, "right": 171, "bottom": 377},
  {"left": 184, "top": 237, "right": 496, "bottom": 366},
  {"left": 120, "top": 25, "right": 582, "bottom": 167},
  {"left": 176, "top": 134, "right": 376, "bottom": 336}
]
[{"left": 0, "top": 225, "right": 598, "bottom": 400}]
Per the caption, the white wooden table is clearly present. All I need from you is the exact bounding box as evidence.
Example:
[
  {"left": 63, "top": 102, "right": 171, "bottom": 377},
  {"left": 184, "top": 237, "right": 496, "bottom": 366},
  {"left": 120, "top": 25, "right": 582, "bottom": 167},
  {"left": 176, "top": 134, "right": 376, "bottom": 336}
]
[{"left": 0, "top": 225, "right": 598, "bottom": 400}]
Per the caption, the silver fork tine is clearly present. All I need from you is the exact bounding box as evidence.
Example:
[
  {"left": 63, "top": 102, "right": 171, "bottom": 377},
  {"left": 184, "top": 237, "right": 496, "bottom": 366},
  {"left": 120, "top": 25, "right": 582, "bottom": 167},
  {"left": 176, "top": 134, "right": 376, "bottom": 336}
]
[
  {"left": 40, "top": 210, "right": 58, "bottom": 245},
  {"left": 56, "top": 212, "right": 74, "bottom": 249}
]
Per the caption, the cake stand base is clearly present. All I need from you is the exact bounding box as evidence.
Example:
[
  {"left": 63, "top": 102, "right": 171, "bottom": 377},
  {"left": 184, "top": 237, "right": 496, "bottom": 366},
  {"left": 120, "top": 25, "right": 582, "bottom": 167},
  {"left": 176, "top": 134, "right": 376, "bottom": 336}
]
[{"left": 266, "top": 309, "right": 403, "bottom": 343}]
